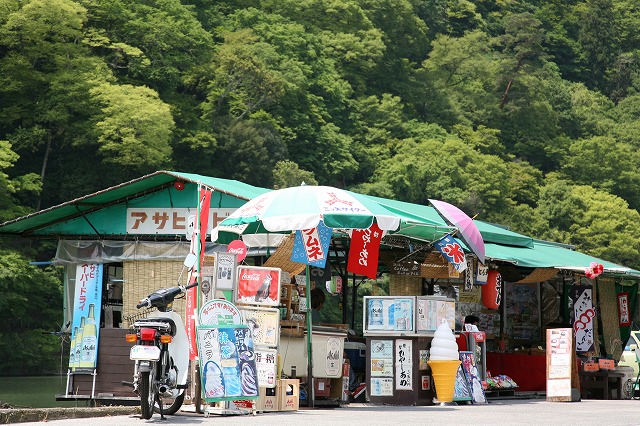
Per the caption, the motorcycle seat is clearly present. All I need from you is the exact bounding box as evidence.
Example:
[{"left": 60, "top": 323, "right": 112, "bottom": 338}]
[{"left": 135, "top": 317, "right": 177, "bottom": 336}]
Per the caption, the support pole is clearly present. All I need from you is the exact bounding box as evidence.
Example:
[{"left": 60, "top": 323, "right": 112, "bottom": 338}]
[{"left": 305, "top": 265, "right": 314, "bottom": 407}]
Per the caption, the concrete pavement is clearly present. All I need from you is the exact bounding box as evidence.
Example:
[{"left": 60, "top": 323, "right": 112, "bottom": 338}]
[{"left": 6, "top": 399, "right": 640, "bottom": 425}]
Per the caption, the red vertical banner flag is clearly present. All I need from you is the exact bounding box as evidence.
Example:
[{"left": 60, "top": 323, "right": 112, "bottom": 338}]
[
  {"left": 347, "top": 223, "right": 383, "bottom": 279},
  {"left": 186, "top": 187, "right": 212, "bottom": 360}
]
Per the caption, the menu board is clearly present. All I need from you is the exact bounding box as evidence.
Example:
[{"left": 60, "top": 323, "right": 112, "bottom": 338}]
[
  {"left": 546, "top": 328, "right": 573, "bottom": 402},
  {"left": 363, "top": 297, "right": 415, "bottom": 334}
]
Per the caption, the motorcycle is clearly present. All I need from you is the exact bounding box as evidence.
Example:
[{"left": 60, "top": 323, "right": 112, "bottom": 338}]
[{"left": 123, "top": 254, "right": 197, "bottom": 419}]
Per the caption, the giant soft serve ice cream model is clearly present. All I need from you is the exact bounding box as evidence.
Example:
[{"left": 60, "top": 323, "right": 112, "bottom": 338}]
[{"left": 427, "top": 319, "right": 461, "bottom": 404}]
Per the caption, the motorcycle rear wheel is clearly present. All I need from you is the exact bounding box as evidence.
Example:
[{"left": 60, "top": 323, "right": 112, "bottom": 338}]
[
  {"left": 154, "top": 390, "right": 185, "bottom": 415},
  {"left": 140, "top": 371, "right": 156, "bottom": 420}
]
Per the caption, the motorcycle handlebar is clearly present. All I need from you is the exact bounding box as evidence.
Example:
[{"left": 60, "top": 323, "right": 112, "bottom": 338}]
[{"left": 136, "top": 282, "right": 198, "bottom": 310}]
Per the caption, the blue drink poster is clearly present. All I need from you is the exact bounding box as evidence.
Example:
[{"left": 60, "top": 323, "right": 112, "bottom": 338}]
[
  {"left": 365, "top": 297, "right": 414, "bottom": 333},
  {"left": 68, "top": 264, "right": 103, "bottom": 373},
  {"left": 197, "top": 325, "right": 260, "bottom": 402}
]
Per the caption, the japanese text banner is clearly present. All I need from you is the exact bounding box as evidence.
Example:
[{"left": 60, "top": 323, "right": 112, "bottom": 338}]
[
  {"left": 290, "top": 222, "right": 332, "bottom": 267},
  {"left": 347, "top": 223, "right": 382, "bottom": 279}
]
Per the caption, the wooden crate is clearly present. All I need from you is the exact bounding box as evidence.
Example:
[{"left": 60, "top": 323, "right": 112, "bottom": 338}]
[
  {"left": 256, "top": 387, "right": 278, "bottom": 412},
  {"left": 277, "top": 379, "right": 300, "bottom": 411}
]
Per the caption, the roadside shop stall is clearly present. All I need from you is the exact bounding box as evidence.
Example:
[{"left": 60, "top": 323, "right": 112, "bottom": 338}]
[{"left": 3, "top": 170, "right": 640, "bottom": 408}]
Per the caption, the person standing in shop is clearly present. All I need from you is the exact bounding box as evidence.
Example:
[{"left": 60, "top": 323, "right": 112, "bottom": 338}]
[{"left": 310, "top": 286, "right": 326, "bottom": 325}]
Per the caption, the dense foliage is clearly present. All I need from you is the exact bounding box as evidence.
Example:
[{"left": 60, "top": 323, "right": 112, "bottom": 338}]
[{"left": 2, "top": 0, "right": 640, "bottom": 372}]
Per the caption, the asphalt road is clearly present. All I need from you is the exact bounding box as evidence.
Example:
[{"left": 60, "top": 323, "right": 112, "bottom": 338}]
[{"left": 12, "top": 399, "right": 640, "bottom": 426}]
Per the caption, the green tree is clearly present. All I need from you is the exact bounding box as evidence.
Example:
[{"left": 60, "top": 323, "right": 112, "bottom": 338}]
[{"left": 273, "top": 160, "right": 318, "bottom": 188}]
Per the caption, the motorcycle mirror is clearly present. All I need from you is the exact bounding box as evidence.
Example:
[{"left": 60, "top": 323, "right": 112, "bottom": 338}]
[{"left": 183, "top": 253, "right": 197, "bottom": 268}]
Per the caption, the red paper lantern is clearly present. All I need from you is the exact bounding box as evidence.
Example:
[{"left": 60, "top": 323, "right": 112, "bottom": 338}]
[
  {"left": 173, "top": 181, "right": 185, "bottom": 190},
  {"left": 482, "top": 270, "right": 502, "bottom": 310}
]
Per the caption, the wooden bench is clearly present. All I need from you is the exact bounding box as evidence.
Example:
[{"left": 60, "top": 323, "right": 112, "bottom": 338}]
[{"left": 579, "top": 370, "right": 625, "bottom": 400}]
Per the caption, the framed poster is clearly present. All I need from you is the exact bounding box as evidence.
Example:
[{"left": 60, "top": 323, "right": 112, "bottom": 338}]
[
  {"left": 416, "top": 296, "right": 455, "bottom": 332},
  {"left": 364, "top": 296, "right": 415, "bottom": 334},
  {"left": 459, "top": 351, "right": 486, "bottom": 404},
  {"left": 196, "top": 325, "right": 259, "bottom": 402},
  {"left": 235, "top": 266, "right": 281, "bottom": 307},
  {"left": 239, "top": 306, "right": 280, "bottom": 348}
]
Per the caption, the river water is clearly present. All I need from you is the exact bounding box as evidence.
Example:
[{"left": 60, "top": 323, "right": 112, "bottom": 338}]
[{"left": 0, "top": 376, "right": 87, "bottom": 408}]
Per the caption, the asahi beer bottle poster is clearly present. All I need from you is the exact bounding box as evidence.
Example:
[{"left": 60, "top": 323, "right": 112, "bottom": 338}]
[{"left": 68, "top": 264, "right": 103, "bottom": 373}]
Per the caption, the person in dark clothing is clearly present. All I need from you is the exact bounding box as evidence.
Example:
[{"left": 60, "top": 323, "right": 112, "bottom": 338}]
[
  {"left": 465, "top": 315, "right": 480, "bottom": 326},
  {"left": 310, "top": 287, "right": 326, "bottom": 325}
]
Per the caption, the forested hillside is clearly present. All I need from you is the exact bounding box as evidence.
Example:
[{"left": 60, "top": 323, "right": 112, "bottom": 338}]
[{"left": 2, "top": 0, "right": 640, "bottom": 372}]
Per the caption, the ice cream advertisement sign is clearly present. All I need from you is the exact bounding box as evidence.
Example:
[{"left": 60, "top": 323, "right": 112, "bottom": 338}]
[{"left": 197, "top": 325, "right": 259, "bottom": 402}]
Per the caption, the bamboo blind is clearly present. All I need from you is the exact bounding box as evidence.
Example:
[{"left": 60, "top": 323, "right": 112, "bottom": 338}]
[{"left": 122, "top": 260, "right": 187, "bottom": 326}]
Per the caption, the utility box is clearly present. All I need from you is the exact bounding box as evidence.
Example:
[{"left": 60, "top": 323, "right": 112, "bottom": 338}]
[{"left": 344, "top": 341, "right": 366, "bottom": 373}]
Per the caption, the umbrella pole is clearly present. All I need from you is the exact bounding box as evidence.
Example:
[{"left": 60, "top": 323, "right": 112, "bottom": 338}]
[{"left": 305, "top": 265, "right": 314, "bottom": 407}]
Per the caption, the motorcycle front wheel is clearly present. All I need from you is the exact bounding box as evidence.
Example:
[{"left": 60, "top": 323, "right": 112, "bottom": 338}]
[
  {"left": 139, "top": 371, "right": 156, "bottom": 420},
  {"left": 154, "top": 390, "right": 185, "bottom": 415}
]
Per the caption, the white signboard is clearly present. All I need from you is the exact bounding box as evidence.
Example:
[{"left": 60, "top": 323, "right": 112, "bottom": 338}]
[{"left": 126, "top": 208, "right": 236, "bottom": 235}]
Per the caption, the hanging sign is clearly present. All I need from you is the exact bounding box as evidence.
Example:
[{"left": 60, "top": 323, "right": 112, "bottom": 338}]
[
  {"left": 347, "top": 223, "right": 383, "bottom": 279},
  {"left": 570, "top": 285, "right": 595, "bottom": 353},
  {"left": 476, "top": 262, "right": 488, "bottom": 284},
  {"left": 227, "top": 240, "right": 247, "bottom": 263},
  {"left": 434, "top": 234, "right": 467, "bottom": 273},
  {"left": 391, "top": 261, "right": 420, "bottom": 276},
  {"left": 291, "top": 222, "right": 332, "bottom": 267},
  {"left": 618, "top": 292, "right": 631, "bottom": 327}
]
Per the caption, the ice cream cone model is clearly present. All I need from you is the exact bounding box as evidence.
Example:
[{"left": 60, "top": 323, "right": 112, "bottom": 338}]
[
  {"left": 428, "top": 319, "right": 460, "bottom": 403},
  {"left": 428, "top": 359, "right": 461, "bottom": 403}
]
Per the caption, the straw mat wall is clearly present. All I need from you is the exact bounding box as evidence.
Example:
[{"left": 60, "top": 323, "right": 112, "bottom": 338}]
[
  {"left": 390, "top": 274, "right": 422, "bottom": 296},
  {"left": 597, "top": 277, "right": 623, "bottom": 360},
  {"left": 122, "top": 260, "right": 187, "bottom": 326}
]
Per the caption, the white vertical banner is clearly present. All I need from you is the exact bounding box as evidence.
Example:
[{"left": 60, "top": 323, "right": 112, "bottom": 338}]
[{"left": 395, "top": 339, "right": 413, "bottom": 390}]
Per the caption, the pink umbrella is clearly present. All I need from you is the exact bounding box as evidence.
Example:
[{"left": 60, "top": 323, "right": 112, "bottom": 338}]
[{"left": 429, "top": 199, "right": 485, "bottom": 265}]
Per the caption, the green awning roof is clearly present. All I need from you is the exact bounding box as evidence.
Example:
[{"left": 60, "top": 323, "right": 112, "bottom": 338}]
[
  {"left": 364, "top": 195, "right": 534, "bottom": 247},
  {"left": 485, "top": 240, "right": 640, "bottom": 277},
  {"left": 0, "top": 171, "right": 269, "bottom": 238}
]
